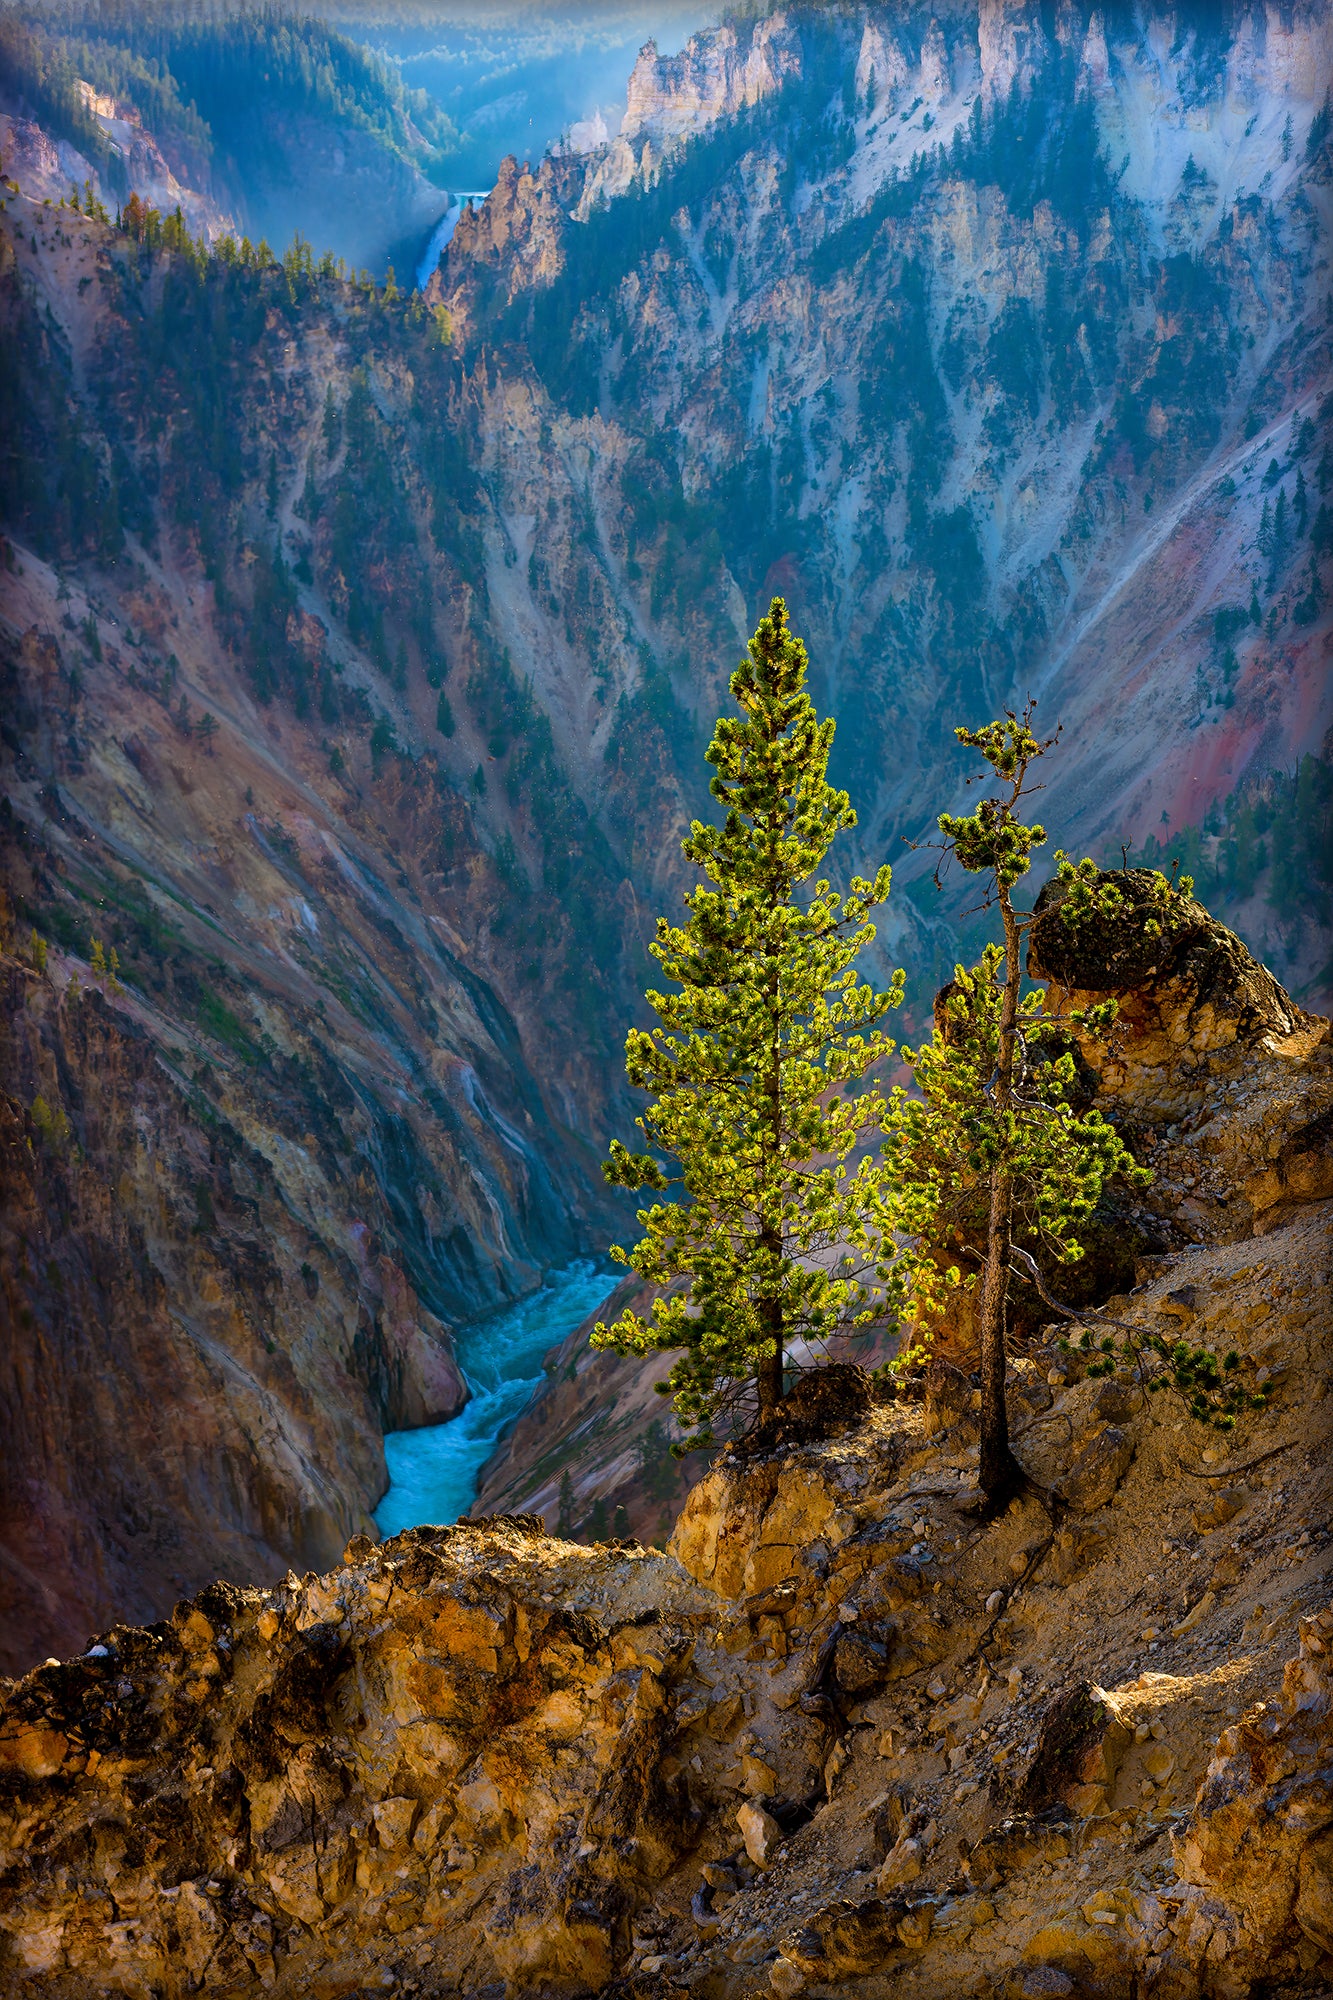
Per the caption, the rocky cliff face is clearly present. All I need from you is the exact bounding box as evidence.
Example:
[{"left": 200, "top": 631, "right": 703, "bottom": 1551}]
[
  {"left": 0, "top": 188, "right": 630, "bottom": 1670},
  {"left": 431, "top": 0, "right": 1333, "bottom": 1001},
  {"left": 2, "top": 0, "right": 1331, "bottom": 1685},
  {"left": 623, "top": 19, "right": 802, "bottom": 147},
  {"left": 0, "top": 108, "right": 236, "bottom": 246},
  {"left": 0, "top": 934, "right": 1328, "bottom": 1992}
]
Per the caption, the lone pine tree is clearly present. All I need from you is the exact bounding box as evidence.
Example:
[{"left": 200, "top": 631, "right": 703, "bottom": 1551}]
[
  {"left": 592, "top": 598, "right": 915, "bottom": 1443},
  {"left": 883, "top": 712, "right": 1148, "bottom": 1506}
]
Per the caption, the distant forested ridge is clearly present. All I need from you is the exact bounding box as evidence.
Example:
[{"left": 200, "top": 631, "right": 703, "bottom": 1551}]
[
  {"left": 0, "top": 4, "right": 466, "bottom": 272},
  {"left": 0, "top": 3, "right": 459, "bottom": 191}
]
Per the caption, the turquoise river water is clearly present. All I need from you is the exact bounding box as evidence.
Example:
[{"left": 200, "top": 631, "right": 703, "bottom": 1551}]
[{"left": 374, "top": 1260, "right": 619, "bottom": 1535}]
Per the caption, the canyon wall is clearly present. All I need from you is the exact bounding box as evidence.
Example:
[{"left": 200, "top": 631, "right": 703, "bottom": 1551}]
[
  {"left": 433, "top": 0, "right": 1333, "bottom": 1000},
  {"left": 1, "top": 0, "right": 1331, "bottom": 1670},
  {"left": 0, "top": 210, "right": 632, "bottom": 1669},
  {"left": 1, "top": 901, "right": 1329, "bottom": 1993}
]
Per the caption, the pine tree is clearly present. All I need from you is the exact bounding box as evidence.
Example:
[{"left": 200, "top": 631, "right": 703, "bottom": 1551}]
[
  {"left": 592, "top": 598, "right": 912, "bottom": 1443},
  {"left": 370, "top": 715, "right": 395, "bottom": 775},
  {"left": 1314, "top": 503, "right": 1333, "bottom": 558},
  {"left": 882, "top": 712, "right": 1149, "bottom": 1505},
  {"left": 299, "top": 452, "right": 320, "bottom": 523},
  {"left": 1258, "top": 495, "right": 1274, "bottom": 559}
]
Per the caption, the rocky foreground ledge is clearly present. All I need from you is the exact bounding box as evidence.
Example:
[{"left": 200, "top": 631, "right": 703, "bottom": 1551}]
[
  {"left": 2, "top": 1255, "right": 1330, "bottom": 1999},
  {"left": 2, "top": 906, "right": 1331, "bottom": 1999},
  {"left": 0, "top": 1331, "right": 1330, "bottom": 2000}
]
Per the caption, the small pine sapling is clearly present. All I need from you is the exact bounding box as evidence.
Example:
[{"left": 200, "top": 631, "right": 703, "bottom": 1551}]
[{"left": 883, "top": 711, "right": 1149, "bottom": 1506}]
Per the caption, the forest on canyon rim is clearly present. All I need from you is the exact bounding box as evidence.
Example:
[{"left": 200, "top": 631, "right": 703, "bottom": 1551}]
[{"left": 0, "top": 0, "right": 1330, "bottom": 1679}]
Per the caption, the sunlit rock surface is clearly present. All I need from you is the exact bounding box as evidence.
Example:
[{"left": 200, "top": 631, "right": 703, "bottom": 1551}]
[{"left": 2, "top": 926, "right": 1328, "bottom": 1994}]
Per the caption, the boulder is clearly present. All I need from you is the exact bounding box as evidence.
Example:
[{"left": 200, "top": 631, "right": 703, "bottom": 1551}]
[
  {"left": 737, "top": 1800, "right": 783, "bottom": 1869},
  {"left": 749, "top": 1364, "right": 876, "bottom": 1449},
  {"left": 671, "top": 1407, "right": 896, "bottom": 1598},
  {"left": 833, "top": 1624, "right": 894, "bottom": 1696},
  {"left": 1027, "top": 867, "right": 1301, "bottom": 1039},
  {"left": 778, "top": 1896, "right": 907, "bottom": 1978},
  {"left": 923, "top": 1356, "right": 975, "bottom": 1437},
  {"left": 1173, "top": 1609, "right": 1333, "bottom": 1973},
  {"left": 1058, "top": 1425, "right": 1135, "bottom": 1515},
  {"left": 965, "top": 1815, "right": 1072, "bottom": 1886},
  {"left": 1018, "top": 1683, "right": 1132, "bottom": 1819}
]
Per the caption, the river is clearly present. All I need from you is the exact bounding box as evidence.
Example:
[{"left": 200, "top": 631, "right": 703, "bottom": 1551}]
[{"left": 374, "top": 1260, "right": 620, "bottom": 1535}]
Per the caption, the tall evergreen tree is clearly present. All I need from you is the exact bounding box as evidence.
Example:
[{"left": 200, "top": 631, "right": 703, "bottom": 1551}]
[{"left": 592, "top": 598, "right": 913, "bottom": 1442}]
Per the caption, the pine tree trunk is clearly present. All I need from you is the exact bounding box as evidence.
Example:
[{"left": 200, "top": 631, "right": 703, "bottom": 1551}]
[
  {"left": 757, "top": 907, "right": 785, "bottom": 1422},
  {"left": 977, "top": 1164, "right": 1018, "bottom": 1504},
  {"left": 978, "top": 889, "right": 1024, "bottom": 1508},
  {"left": 757, "top": 1226, "right": 784, "bottom": 1418},
  {"left": 757, "top": 1337, "right": 784, "bottom": 1417}
]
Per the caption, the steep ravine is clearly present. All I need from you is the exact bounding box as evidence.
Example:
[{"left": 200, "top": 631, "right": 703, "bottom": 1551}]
[
  {"left": 0, "top": 902, "right": 1329, "bottom": 1996},
  {"left": 2, "top": 0, "right": 1331, "bottom": 1675}
]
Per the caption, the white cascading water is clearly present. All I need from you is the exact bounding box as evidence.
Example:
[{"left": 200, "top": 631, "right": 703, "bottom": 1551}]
[{"left": 414, "top": 192, "right": 490, "bottom": 291}]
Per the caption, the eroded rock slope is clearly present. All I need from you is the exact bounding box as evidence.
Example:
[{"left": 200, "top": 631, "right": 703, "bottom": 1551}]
[
  {"left": 1, "top": 901, "right": 1329, "bottom": 1997},
  {"left": 3, "top": 0, "right": 1331, "bottom": 1713}
]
